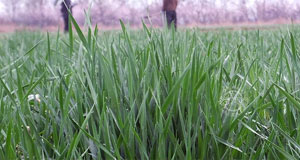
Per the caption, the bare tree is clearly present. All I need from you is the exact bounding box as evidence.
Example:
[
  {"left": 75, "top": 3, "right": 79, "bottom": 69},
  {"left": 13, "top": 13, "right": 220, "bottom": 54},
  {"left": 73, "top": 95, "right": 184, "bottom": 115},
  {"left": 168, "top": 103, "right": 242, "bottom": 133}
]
[
  {"left": 238, "top": 0, "right": 248, "bottom": 22},
  {"left": 23, "top": 0, "right": 47, "bottom": 25},
  {"left": 1, "top": 0, "right": 19, "bottom": 22},
  {"left": 256, "top": 0, "right": 267, "bottom": 21},
  {"left": 91, "top": 0, "right": 128, "bottom": 25}
]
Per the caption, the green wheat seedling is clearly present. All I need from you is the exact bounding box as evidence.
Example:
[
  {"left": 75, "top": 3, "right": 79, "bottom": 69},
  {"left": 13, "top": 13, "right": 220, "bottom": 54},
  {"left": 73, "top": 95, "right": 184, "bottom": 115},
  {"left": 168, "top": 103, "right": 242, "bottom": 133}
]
[{"left": 0, "top": 18, "right": 300, "bottom": 159}]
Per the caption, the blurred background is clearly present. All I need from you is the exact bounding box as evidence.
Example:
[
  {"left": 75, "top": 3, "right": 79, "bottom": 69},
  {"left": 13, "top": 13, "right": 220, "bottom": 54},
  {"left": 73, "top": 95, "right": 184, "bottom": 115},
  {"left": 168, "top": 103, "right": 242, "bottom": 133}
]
[{"left": 0, "top": 0, "right": 300, "bottom": 31}]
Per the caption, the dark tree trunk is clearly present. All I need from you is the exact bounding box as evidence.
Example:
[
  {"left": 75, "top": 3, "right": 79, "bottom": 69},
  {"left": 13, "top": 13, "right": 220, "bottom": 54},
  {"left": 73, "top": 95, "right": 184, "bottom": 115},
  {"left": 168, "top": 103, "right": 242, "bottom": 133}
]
[{"left": 61, "top": 0, "right": 72, "bottom": 32}]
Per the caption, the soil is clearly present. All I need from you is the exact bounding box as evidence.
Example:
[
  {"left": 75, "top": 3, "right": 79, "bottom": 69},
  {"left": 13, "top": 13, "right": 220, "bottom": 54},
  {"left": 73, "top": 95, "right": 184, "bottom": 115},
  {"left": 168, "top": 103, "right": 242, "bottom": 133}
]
[{"left": 0, "top": 19, "right": 298, "bottom": 33}]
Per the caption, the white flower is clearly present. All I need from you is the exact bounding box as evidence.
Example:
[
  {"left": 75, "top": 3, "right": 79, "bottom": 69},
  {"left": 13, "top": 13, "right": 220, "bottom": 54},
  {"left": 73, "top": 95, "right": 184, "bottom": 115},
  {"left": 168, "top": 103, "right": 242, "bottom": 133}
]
[{"left": 28, "top": 94, "right": 41, "bottom": 103}]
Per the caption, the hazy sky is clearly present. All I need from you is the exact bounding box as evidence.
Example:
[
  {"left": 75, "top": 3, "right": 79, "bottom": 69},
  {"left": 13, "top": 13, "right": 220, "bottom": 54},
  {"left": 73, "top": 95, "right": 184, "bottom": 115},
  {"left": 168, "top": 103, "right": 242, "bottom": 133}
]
[{"left": 0, "top": 3, "right": 3, "bottom": 14}]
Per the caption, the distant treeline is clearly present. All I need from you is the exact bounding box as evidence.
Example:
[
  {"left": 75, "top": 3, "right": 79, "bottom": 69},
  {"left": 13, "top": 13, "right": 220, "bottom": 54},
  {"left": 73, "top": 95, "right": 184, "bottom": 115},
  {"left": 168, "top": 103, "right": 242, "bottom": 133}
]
[{"left": 0, "top": 0, "right": 300, "bottom": 26}]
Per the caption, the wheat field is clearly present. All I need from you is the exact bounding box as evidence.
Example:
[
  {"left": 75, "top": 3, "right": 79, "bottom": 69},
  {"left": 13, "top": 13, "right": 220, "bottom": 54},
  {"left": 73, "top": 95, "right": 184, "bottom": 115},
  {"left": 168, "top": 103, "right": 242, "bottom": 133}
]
[{"left": 0, "top": 18, "right": 300, "bottom": 159}]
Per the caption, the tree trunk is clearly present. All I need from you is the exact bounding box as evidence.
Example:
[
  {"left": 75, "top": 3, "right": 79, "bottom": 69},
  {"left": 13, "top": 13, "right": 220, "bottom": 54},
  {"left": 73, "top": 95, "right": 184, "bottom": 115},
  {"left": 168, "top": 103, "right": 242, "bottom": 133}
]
[{"left": 61, "top": 0, "right": 72, "bottom": 32}]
